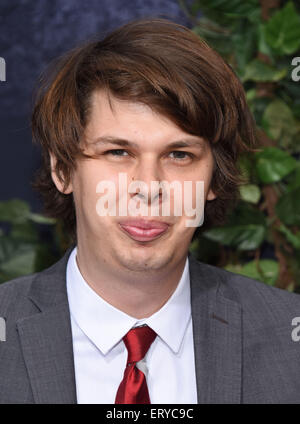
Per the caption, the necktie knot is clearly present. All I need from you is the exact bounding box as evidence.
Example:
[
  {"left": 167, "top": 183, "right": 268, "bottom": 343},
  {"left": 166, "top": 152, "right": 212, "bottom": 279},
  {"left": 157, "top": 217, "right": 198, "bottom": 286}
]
[
  {"left": 123, "top": 325, "right": 156, "bottom": 365},
  {"left": 115, "top": 325, "right": 157, "bottom": 404}
]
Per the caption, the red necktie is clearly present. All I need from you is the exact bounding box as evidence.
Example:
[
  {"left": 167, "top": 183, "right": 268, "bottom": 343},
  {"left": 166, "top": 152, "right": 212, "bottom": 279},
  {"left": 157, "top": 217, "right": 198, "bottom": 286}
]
[{"left": 115, "top": 325, "right": 157, "bottom": 404}]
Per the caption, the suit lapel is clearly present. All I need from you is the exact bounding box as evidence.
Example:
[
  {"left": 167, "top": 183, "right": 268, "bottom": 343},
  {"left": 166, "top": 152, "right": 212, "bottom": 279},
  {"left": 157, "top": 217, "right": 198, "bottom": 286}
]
[
  {"left": 16, "top": 246, "right": 77, "bottom": 404},
  {"left": 189, "top": 253, "right": 242, "bottom": 404}
]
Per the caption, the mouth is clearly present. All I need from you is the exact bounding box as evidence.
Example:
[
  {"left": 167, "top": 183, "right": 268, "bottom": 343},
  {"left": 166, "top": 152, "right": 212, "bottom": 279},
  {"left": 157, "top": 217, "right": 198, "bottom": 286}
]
[{"left": 118, "top": 218, "right": 170, "bottom": 242}]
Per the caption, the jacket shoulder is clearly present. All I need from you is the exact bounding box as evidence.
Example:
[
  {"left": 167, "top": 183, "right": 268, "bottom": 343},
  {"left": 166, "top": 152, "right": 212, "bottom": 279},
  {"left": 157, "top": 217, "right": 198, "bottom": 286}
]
[
  {"left": 0, "top": 273, "right": 38, "bottom": 317},
  {"left": 192, "top": 257, "right": 300, "bottom": 321},
  {"left": 0, "top": 246, "right": 74, "bottom": 319}
]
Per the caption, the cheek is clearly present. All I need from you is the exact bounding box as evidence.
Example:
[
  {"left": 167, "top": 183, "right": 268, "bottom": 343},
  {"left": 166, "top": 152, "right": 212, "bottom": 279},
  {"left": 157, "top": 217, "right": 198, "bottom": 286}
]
[
  {"left": 197, "top": 157, "right": 215, "bottom": 194},
  {"left": 177, "top": 165, "right": 214, "bottom": 213},
  {"left": 88, "top": 164, "right": 122, "bottom": 222},
  {"left": 72, "top": 163, "right": 107, "bottom": 217}
]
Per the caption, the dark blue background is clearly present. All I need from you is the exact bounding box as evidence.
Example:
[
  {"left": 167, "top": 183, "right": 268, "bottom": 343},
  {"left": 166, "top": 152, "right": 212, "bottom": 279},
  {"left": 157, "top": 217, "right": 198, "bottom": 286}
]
[{"left": 0, "top": 0, "right": 191, "bottom": 212}]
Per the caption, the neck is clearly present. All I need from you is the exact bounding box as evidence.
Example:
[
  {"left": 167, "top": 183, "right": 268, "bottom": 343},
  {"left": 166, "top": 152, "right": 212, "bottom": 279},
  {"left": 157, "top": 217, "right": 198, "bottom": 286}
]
[{"left": 75, "top": 244, "right": 187, "bottom": 319}]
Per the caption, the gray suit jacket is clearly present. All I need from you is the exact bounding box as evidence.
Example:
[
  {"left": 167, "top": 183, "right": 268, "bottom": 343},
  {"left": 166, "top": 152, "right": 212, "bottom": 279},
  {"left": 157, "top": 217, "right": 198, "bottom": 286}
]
[{"left": 1, "top": 245, "right": 300, "bottom": 404}]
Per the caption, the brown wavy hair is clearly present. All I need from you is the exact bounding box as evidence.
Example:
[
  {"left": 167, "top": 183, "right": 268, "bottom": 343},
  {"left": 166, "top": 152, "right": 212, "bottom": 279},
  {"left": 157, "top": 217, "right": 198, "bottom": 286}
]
[{"left": 31, "top": 17, "right": 258, "bottom": 245}]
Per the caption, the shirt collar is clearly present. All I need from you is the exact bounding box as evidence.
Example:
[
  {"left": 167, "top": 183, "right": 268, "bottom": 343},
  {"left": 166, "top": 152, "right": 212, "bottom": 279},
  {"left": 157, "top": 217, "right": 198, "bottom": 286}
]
[{"left": 66, "top": 246, "right": 191, "bottom": 355}]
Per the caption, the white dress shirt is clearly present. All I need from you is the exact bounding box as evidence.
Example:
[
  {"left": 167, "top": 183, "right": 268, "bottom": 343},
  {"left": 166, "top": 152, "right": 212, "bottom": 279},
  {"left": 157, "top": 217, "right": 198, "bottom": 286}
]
[{"left": 66, "top": 246, "right": 198, "bottom": 404}]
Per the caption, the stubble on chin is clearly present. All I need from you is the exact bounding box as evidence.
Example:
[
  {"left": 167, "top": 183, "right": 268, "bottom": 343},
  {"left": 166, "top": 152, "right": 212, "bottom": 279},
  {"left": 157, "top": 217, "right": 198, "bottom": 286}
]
[{"left": 113, "top": 246, "right": 174, "bottom": 274}]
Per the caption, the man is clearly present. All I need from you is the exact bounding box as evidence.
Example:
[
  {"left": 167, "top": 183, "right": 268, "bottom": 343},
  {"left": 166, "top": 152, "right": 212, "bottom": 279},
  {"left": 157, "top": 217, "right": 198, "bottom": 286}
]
[{"left": 1, "top": 17, "right": 300, "bottom": 404}]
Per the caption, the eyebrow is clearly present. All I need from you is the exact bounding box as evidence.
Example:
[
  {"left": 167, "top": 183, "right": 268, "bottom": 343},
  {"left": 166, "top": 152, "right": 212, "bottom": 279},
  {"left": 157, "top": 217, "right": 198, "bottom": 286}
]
[{"left": 90, "top": 136, "right": 206, "bottom": 150}]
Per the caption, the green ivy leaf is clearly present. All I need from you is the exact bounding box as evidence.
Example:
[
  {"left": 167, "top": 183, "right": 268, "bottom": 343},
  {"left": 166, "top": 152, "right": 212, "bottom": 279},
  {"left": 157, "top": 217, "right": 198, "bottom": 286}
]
[
  {"left": 232, "top": 26, "right": 257, "bottom": 72},
  {"left": 0, "top": 237, "right": 38, "bottom": 280},
  {"left": 203, "top": 224, "right": 266, "bottom": 250},
  {"left": 227, "top": 202, "right": 266, "bottom": 226},
  {"left": 262, "top": 100, "right": 298, "bottom": 146},
  {"left": 10, "top": 221, "right": 39, "bottom": 242},
  {"left": 0, "top": 236, "right": 15, "bottom": 264},
  {"left": 263, "top": 1, "right": 300, "bottom": 55},
  {"left": 226, "top": 259, "right": 279, "bottom": 285},
  {"left": 239, "top": 184, "right": 261, "bottom": 204},
  {"left": 246, "top": 88, "right": 257, "bottom": 102},
  {"left": 0, "top": 199, "right": 30, "bottom": 224},
  {"left": 0, "top": 248, "right": 36, "bottom": 279},
  {"left": 279, "top": 79, "right": 300, "bottom": 102},
  {"left": 255, "top": 147, "right": 297, "bottom": 183},
  {"left": 29, "top": 213, "right": 56, "bottom": 225},
  {"left": 276, "top": 187, "right": 300, "bottom": 226},
  {"left": 243, "top": 59, "right": 287, "bottom": 82},
  {"left": 252, "top": 97, "right": 271, "bottom": 126},
  {"left": 285, "top": 164, "right": 300, "bottom": 192},
  {"left": 257, "top": 23, "right": 274, "bottom": 58},
  {"left": 279, "top": 224, "right": 300, "bottom": 249}
]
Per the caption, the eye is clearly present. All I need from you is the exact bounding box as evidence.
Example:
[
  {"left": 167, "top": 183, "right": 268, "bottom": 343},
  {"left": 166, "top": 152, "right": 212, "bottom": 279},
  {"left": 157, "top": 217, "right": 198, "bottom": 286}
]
[
  {"left": 169, "top": 151, "right": 194, "bottom": 161},
  {"left": 105, "top": 149, "right": 129, "bottom": 157}
]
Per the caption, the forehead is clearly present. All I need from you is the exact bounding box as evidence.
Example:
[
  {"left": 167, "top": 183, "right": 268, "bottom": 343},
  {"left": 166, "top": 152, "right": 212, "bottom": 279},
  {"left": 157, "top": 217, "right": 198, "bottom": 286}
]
[{"left": 85, "top": 90, "right": 195, "bottom": 147}]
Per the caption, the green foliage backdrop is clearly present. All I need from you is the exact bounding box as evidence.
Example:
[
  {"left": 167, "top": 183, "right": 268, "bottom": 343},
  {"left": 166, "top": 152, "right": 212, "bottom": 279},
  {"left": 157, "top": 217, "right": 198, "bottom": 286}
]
[
  {"left": 180, "top": 0, "right": 300, "bottom": 291},
  {"left": 0, "top": 199, "right": 70, "bottom": 283}
]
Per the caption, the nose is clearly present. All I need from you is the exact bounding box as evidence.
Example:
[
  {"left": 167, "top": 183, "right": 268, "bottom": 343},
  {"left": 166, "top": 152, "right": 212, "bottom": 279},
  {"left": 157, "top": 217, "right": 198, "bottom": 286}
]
[{"left": 129, "top": 158, "right": 163, "bottom": 206}]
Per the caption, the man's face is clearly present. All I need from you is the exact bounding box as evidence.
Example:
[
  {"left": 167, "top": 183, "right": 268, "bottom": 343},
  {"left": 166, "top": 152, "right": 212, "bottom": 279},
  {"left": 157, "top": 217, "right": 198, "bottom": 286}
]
[{"left": 51, "top": 90, "right": 216, "bottom": 273}]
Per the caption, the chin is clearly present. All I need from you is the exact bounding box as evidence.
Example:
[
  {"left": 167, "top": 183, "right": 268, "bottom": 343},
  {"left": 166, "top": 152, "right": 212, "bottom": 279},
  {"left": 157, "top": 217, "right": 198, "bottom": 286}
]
[{"left": 116, "top": 249, "right": 172, "bottom": 272}]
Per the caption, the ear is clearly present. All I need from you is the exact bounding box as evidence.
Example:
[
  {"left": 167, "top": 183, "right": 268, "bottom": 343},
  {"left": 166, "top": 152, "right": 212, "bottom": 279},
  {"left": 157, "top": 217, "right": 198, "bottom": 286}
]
[
  {"left": 207, "top": 187, "right": 217, "bottom": 201},
  {"left": 50, "top": 153, "right": 73, "bottom": 194}
]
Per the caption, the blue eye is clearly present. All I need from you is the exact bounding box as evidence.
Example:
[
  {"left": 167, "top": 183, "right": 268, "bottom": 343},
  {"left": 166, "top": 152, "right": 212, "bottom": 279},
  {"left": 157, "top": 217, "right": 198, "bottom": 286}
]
[
  {"left": 169, "top": 151, "right": 193, "bottom": 160},
  {"left": 105, "top": 149, "right": 129, "bottom": 156}
]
